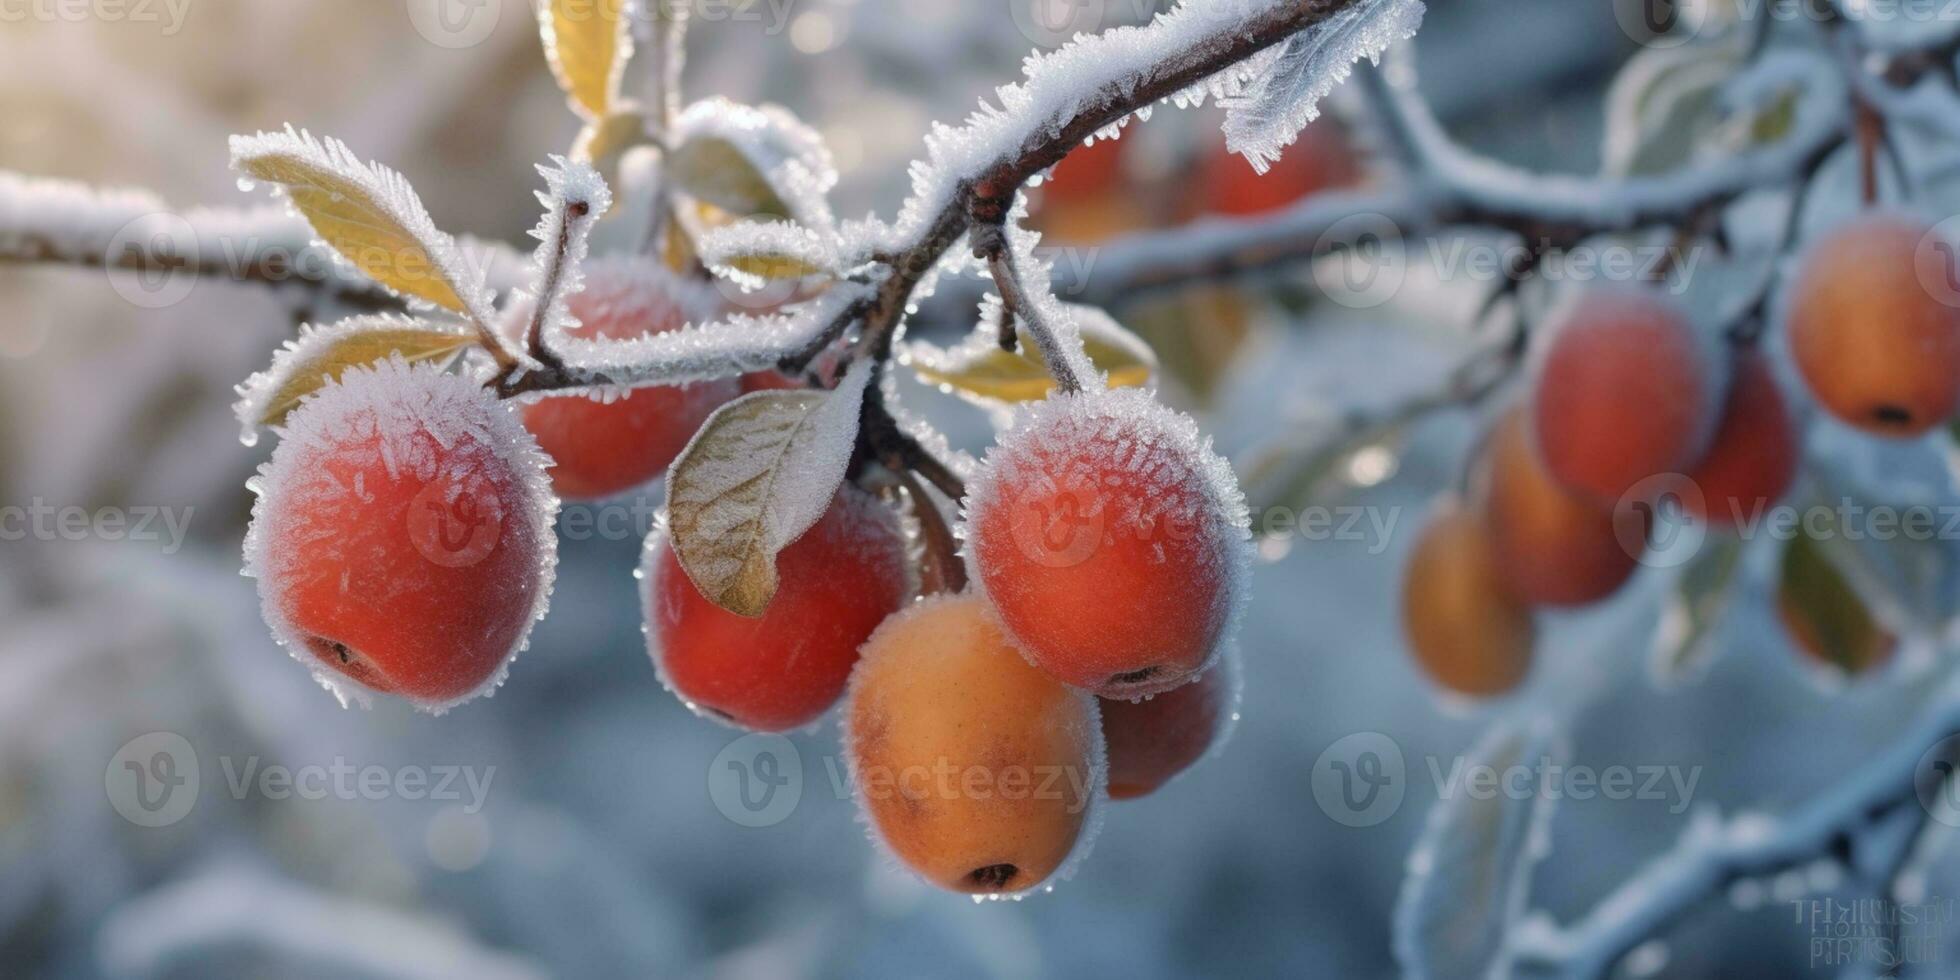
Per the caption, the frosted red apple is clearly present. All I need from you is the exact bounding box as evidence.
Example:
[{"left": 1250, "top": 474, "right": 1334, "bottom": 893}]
[
  {"left": 1099, "top": 650, "right": 1238, "bottom": 799},
  {"left": 644, "top": 486, "right": 907, "bottom": 731},
  {"left": 964, "top": 388, "right": 1249, "bottom": 699},
  {"left": 516, "top": 258, "right": 738, "bottom": 499},
  {"left": 245, "top": 357, "right": 557, "bottom": 709}
]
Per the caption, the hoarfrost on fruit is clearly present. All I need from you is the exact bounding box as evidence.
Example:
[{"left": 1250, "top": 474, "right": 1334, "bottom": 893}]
[
  {"left": 243, "top": 356, "right": 558, "bottom": 713},
  {"left": 963, "top": 386, "right": 1251, "bottom": 698}
]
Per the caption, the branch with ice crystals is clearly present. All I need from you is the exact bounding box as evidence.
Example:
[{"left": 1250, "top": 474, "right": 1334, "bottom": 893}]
[
  {"left": 1506, "top": 675, "right": 1960, "bottom": 979},
  {"left": 516, "top": 158, "right": 612, "bottom": 366},
  {"left": 491, "top": 281, "right": 873, "bottom": 399}
]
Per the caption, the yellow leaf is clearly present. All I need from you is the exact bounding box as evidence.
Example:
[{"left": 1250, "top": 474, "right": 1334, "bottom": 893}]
[
  {"left": 238, "top": 316, "right": 475, "bottom": 430},
  {"left": 666, "top": 135, "right": 792, "bottom": 219},
  {"left": 666, "top": 364, "right": 870, "bottom": 616},
  {"left": 232, "top": 129, "right": 491, "bottom": 322},
  {"left": 909, "top": 305, "right": 1157, "bottom": 403},
  {"left": 542, "top": 0, "right": 630, "bottom": 120},
  {"left": 724, "top": 252, "right": 828, "bottom": 282}
]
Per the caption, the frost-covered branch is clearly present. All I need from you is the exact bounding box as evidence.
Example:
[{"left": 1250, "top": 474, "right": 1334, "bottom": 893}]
[
  {"left": 1509, "top": 683, "right": 1960, "bottom": 979},
  {"left": 0, "top": 171, "right": 528, "bottom": 320}
]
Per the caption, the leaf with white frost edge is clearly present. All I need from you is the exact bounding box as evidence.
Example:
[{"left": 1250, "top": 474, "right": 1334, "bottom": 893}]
[
  {"left": 540, "top": 0, "right": 632, "bottom": 120},
  {"left": 233, "top": 314, "right": 475, "bottom": 441},
  {"left": 1394, "top": 718, "right": 1565, "bottom": 980},
  {"left": 231, "top": 127, "right": 496, "bottom": 326},
  {"left": 1650, "top": 531, "right": 1744, "bottom": 687},
  {"left": 1217, "top": 0, "right": 1424, "bottom": 173},
  {"left": 666, "top": 361, "right": 871, "bottom": 616},
  {"left": 667, "top": 98, "right": 838, "bottom": 231},
  {"left": 697, "top": 220, "right": 837, "bottom": 289},
  {"left": 904, "top": 299, "right": 1157, "bottom": 404}
]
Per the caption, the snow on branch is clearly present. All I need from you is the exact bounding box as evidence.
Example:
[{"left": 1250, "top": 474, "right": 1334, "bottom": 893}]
[
  {"left": 1508, "top": 678, "right": 1960, "bottom": 978},
  {"left": 0, "top": 170, "right": 527, "bottom": 319}
]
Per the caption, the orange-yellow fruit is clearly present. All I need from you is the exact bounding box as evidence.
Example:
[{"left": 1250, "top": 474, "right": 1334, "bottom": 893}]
[
  {"left": 965, "top": 388, "right": 1249, "bottom": 699},
  {"left": 246, "top": 358, "right": 556, "bottom": 709},
  {"left": 1401, "top": 499, "right": 1535, "bottom": 697},
  {"left": 1099, "top": 650, "right": 1237, "bottom": 799},
  {"left": 1482, "top": 407, "right": 1646, "bottom": 607},
  {"left": 515, "top": 259, "right": 738, "bottom": 499},
  {"left": 1678, "top": 351, "right": 1800, "bottom": 526},
  {"left": 845, "top": 595, "right": 1103, "bottom": 895},
  {"left": 1532, "top": 289, "right": 1720, "bottom": 504},
  {"left": 645, "top": 487, "right": 907, "bottom": 731},
  {"left": 1787, "top": 212, "right": 1960, "bottom": 436}
]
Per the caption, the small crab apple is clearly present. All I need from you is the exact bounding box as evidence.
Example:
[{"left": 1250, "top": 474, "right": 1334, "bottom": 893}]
[
  {"left": 1787, "top": 212, "right": 1960, "bottom": 436},
  {"left": 1678, "top": 350, "right": 1800, "bottom": 526},
  {"left": 964, "top": 387, "right": 1250, "bottom": 699},
  {"left": 1401, "top": 498, "right": 1535, "bottom": 697},
  {"left": 1482, "top": 407, "right": 1646, "bottom": 607},
  {"left": 514, "top": 257, "right": 739, "bottom": 499},
  {"left": 1531, "top": 288, "right": 1723, "bottom": 505},
  {"left": 644, "top": 485, "right": 908, "bottom": 731},
  {"left": 245, "top": 357, "right": 556, "bottom": 709},
  {"left": 845, "top": 594, "right": 1104, "bottom": 896},
  {"left": 1099, "top": 648, "right": 1238, "bottom": 799}
]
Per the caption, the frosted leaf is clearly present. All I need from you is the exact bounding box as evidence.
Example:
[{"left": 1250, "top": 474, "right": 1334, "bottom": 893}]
[
  {"left": 902, "top": 295, "right": 1156, "bottom": 404},
  {"left": 1393, "top": 717, "right": 1566, "bottom": 980},
  {"left": 994, "top": 223, "right": 1102, "bottom": 394},
  {"left": 538, "top": 0, "right": 632, "bottom": 120},
  {"left": 1217, "top": 0, "right": 1424, "bottom": 173},
  {"left": 539, "top": 280, "right": 871, "bottom": 393},
  {"left": 668, "top": 98, "right": 838, "bottom": 233},
  {"left": 697, "top": 220, "right": 838, "bottom": 290},
  {"left": 511, "top": 158, "right": 613, "bottom": 356},
  {"left": 229, "top": 126, "right": 500, "bottom": 331},
  {"left": 1649, "top": 532, "right": 1744, "bottom": 688},
  {"left": 233, "top": 314, "right": 476, "bottom": 442},
  {"left": 241, "top": 357, "right": 558, "bottom": 715},
  {"left": 665, "top": 361, "right": 871, "bottom": 616}
]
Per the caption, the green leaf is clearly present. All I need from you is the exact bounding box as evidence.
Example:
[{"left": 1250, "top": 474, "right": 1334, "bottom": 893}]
[
  {"left": 1778, "top": 523, "right": 1894, "bottom": 676},
  {"left": 667, "top": 135, "right": 793, "bottom": 219},
  {"left": 1650, "top": 532, "right": 1744, "bottom": 686}
]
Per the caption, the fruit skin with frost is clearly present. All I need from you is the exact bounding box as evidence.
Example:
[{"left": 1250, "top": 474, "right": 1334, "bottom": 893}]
[
  {"left": 1099, "top": 649, "right": 1238, "bottom": 799},
  {"left": 515, "top": 258, "right": 739, "bottom": 499},
  {"left": 1401, "top": 498, "right": 1534, "bottom": 697},
  {"left": 244, "top": 357, "right": 556, "bottom": 709},
  {"left": 1678, "top": 350, "right": 1799, "bottom": 526},
  {"left": 1482, "top": 407, "right": 1645, "bottom": 607},
  {"left": 1787, "top": 212, "right": 1960, "bottom": 437},
  {"left": 644, "top": 486, "right": 907, "bottom": 732},
  {"left": 1531, "top": 288, "right": 1723, "bottom": 505},
  {"left": 963, "top": 387, "right": 1250, "bottom": 699},
  {"left": 844, "top": 594, "right": 1104, "bottom": 896}
]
